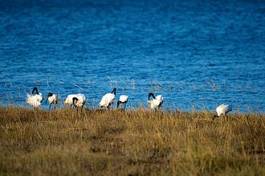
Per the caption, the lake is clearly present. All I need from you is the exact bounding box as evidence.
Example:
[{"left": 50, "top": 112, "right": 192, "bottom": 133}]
[{"left": 0, "top": 0, "right": 265, "bottom": 112}]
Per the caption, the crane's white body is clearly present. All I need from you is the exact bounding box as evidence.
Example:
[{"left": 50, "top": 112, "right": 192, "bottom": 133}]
[
  {"left": 47, "top": 93, "right": 58, "bottom": 110},
  {"left": 119, "top": 95, "right": 128, "bottom": 103},
  {"left": 117, "top": 95, "right": 129, "bottom": 109},
  {"left": 26, "top": 93, "right": 43, "bottom": 108},
  {"left": 100, "top": 93, "right": 115, "bottom": 109},
  {"left": 48, "top": 94, "right": 58, "bottom": 105},
  {"left": 64, "top": 94, "right": 86, "bottom": 108},
  {"left": 148, "top": 95, "right": 163, "bottom": 110},
  {"left": 216, "top": 104, "right": 232, "bottom": 117}
]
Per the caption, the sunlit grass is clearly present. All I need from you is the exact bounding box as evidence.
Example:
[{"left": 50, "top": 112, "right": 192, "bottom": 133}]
[{"left": 0, "top": 107, "right": 265, "bottom": 175}]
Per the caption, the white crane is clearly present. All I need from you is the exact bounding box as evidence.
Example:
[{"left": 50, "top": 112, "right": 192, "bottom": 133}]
[
  {"left": 216, "top": 104, "right": 232, "bottom": 119},
  {"left": 47, "top": 92, "right": 58, "bottom": 110},
  {"left": 99, "top": 88, "right": 116, "bottom": 109},
  {"left": 26, "top": 87, "right": 43, "bottom": 108},
  {"left": 147, "top": 93, "right": 163, "bottom": 110},
  {"left": 117, "top": 95, "right": 129, "bottom": 110},
  {"left": 64, "top": 93, "right": 86, "bottom": 109}
]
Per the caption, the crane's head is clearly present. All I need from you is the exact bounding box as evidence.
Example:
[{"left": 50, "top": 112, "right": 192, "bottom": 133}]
[
  {"left": 32, "top": 87, "right": 39, "bottom": 95},
  {"left": 148, "top": 93, "right": 155, "bottom": 100},
  {"left": 72, "top": 97, "right": 79, "bottom": 108},
  {"left": 47, "top": 92, "right": 53, "bottom": 97}
]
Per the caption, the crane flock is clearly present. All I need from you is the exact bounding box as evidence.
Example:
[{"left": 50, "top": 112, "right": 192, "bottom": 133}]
[{"left": 26, "top": 87, "right": 232, "bottom": 117}]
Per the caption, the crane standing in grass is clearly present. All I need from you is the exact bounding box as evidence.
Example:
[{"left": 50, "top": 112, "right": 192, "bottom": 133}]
[
  {"left": 64, "top": 93, "right": 86, "bottom": 110},
  {"left": 215, "top": 104, "right": 232, "bottom": 120},
  {"left": 26, "top": 87, "right": 43, "bottom": 109},
  {"left": 117, "top": 95, "right": 129, "bottom": 110},
  {"left": 47, "top": 92, "right": 58, "bottom": 110},
  {"left": 147, "top": 93, "right": 163, "bottom": 110},
  {"left": 99, "top": 88, "right": 116, "bottom": 110}
]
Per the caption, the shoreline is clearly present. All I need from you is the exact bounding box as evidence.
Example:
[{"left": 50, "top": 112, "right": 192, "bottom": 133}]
[{"left": 0, "top": 106, "right": 265, "bottom": 116}]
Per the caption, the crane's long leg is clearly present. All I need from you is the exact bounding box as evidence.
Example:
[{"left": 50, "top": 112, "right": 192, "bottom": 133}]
[
  {"left": 81, "top": 105, "right": 84, "bottom": 112},
  {"left": 107, "top": 103, "right": 111, "bottom": 110}
]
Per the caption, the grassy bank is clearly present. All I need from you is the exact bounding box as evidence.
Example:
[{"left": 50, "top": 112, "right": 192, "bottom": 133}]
[{"left": 0, "top": 107, "right": 265, "bottom": 176}]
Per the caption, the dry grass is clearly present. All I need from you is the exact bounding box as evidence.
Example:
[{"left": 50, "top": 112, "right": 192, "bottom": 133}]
[{"left": 0, "top": 107, "right": 265, "bottom": 176}]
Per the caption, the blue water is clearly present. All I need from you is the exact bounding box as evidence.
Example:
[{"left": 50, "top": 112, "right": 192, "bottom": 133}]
[{"left": 0, "top": 0, "right": 265, "bottom": 112}]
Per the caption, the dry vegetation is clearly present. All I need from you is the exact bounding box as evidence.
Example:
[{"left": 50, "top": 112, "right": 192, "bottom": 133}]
[{"left": 0, "top": 107, "right": 265, "bottom": 176}]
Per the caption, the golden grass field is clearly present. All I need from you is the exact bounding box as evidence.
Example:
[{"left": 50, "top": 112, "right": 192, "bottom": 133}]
[{"left": 0, "top": 107, "right": 265, "bottom": 176}]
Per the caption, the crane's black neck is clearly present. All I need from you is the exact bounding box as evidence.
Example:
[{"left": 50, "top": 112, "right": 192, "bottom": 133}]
[
  {"left": 111, "top": 88, "right": 117, "bottom": 95},
  {"left": 148, "top": 93, "right": 156, "bottom": 100},
  {"left": 72, "top": 97, "right": 78, "bottom": 108},
  {"left": 32, "top": 87, "right": 39, "bottom": 95}
]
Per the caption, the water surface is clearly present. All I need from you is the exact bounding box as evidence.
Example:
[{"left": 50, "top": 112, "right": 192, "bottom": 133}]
[{"left": 0, "top": 0, "right": 265, "bottom": 111}]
